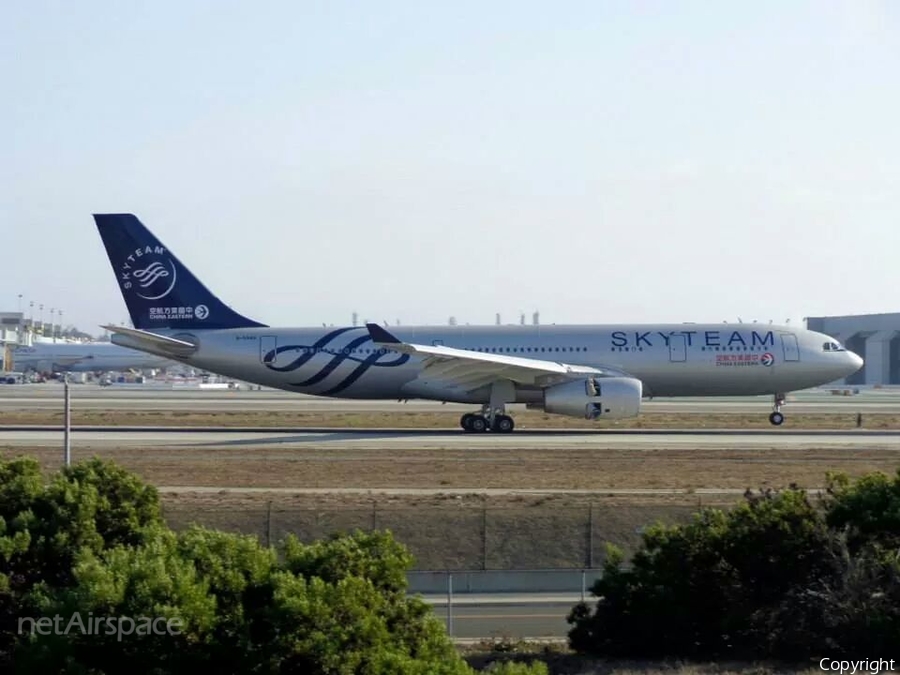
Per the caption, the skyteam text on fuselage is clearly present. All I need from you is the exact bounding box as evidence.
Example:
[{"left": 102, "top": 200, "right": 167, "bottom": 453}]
[{"left": 93, "top": 213, "right": 863, "bottom": 433}]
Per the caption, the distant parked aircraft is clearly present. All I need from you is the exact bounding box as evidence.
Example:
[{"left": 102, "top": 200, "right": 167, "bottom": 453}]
[{"left": 11, "top": 340, "right": 172, "bottom": 373}]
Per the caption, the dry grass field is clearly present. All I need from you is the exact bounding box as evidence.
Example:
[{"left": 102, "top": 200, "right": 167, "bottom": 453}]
[
  {"left": 4, "top": 444, "right": 898, "bottom": 491},
  {"left": 3, "top": 408, "right": 900, "bottom": 429}
]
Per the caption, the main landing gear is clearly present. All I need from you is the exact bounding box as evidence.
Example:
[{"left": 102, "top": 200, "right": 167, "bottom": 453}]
[
  {"left": 768, "top": 393, "right": 786, "bottom": 426},
  {"left": 460, "top": 406, "right": 515, "bottom": 433}
]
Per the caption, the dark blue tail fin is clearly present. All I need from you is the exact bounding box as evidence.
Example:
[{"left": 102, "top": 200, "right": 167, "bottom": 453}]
[{"left": 94, "top": 213, "right": 267, "bottom": 330}]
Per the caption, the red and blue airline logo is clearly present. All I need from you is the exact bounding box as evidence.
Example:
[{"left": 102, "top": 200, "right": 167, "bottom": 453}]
[{"left": 761, "top": 352, "right": 775, "bottom": 367}]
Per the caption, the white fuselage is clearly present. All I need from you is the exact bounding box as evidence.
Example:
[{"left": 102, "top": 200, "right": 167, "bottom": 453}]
[{"left": 113, "top": 323, "right": 862, "bottom": 402}]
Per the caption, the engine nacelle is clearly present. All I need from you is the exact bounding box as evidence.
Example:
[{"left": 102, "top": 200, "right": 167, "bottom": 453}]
[{"left": 542, "top": 376, "right": 642, "bottom": 420}]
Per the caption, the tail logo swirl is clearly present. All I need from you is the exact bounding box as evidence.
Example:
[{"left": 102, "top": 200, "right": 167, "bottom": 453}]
[
  {"left": 119, "top": 245, "right": 178, "bottom": 300},
  {"left": 134, "top": 261, "right": 169, "bottom": 287}
]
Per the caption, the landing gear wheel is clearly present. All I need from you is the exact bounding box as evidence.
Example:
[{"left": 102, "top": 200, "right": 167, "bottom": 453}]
[
  {"left": 460, "top": 413, "right": 475, "bottom": 431},
  {"left": 769, "top": 411, "right": 784, "bottom": 426},
  {"left": 470, "top": 415, "right": 488, "bottom": 433},
  {"left": 493, "top": 415, "right": 515, "bottom": 433}
]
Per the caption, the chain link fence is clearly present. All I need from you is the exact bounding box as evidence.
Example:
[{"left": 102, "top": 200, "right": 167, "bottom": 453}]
[{"left": 161, "top": 502, "right": 704, "bottom": 570}]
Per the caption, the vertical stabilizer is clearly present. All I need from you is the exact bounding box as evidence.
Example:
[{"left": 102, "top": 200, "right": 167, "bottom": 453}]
[{"left": 94, "top": 213, "right": 266, "bottom": 330}]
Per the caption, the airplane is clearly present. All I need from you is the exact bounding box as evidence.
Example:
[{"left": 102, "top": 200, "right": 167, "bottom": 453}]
[
  {"left": 11, "top": 340, "right": 173, "bottom": 374},
  {"left": 92, "top": 213, "right": 864, "bottom": 433}
]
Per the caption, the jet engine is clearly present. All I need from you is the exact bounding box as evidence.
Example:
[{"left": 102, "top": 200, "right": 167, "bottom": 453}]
[{"left": 542, "top": 376, "right": 642, "bottom": 420}]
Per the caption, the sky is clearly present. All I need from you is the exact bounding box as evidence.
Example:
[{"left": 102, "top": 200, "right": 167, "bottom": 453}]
[{"left": 3, "top": 0, "right": 899, "bottom": 334}]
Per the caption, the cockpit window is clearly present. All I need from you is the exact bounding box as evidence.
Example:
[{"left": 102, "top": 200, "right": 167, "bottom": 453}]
[{"left": 823, "top": 342, "right": 845, "bottom": 352}]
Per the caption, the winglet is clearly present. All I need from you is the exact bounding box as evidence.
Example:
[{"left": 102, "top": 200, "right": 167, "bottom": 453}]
[{"left": 365, "top": 322, "right": 401, "bottom": 344}]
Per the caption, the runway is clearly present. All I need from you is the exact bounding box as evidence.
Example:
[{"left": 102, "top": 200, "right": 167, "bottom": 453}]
[
  {"left": 3, "top": 426, "right": 900, "bottom": 451},
  {"left": 149, "top": 485, "right": 812, "bottom": 496},
  {"left": 0, "top": 382, "right": 896, "bottom": 414}
]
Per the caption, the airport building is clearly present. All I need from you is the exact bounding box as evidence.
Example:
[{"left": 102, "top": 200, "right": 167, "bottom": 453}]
[
  {"left": 806, "top": 312, "right": 900, "bottom": 386},
  {"left": 0, "top": 312, "right": 25, "bottom": 344},
  {"left": 0, "top": 312, "right": 24, "bottom": 371},
  {"left": 1, "top": 311, "right": 73, "bottom": 370}
]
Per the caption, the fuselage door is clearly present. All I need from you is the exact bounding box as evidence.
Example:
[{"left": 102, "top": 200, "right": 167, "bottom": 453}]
[
  {"left": 260, "top": 335, "right": 278, "bottom": 365},
  {"left": 780, "top": 333, "right": 800, "bottom": 362},
  {"left": 669, "top": 334, "right": 687, "bottom": 362}
]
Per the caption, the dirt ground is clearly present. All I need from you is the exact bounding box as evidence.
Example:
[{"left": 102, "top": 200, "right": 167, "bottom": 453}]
[
  {"left": 3, "top": 444, "right": 896, "bottom": 491},
  {"left": 3, "top": 409, "right": 898, "bottom": 429}
]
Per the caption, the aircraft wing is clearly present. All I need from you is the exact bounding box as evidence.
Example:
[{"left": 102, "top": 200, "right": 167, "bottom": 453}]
[{"left": 365, "top": 323, "right": 631, "bottom": 391}]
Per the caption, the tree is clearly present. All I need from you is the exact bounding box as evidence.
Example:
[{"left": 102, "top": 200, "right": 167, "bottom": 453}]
[
  {"left": 1, "top": 456, "right": 163, "bottom": 666},
  {"left": 567, "top": 477, "right": 900, "bottom": 660},
  {"left": 2, "top": 456, "right": 550, "bottom": 673},
  {"left": 824, "top": 468, "right": 900, "bottom": 552}
]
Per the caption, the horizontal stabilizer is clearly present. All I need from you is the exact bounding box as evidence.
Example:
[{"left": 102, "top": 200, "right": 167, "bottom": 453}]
[{"left": 101, "top": 324, "right": 198, "bottom": 359}]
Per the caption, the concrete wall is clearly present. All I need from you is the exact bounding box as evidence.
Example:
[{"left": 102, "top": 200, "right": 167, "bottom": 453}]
[
  {"left": 407, "top": 569, "right": 605, "bottom": 595},
  {"left": 807, "top": 313, "right": 900, "bottom": 386}
]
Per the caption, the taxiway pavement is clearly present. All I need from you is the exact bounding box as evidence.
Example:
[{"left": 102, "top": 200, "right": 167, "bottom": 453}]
[
  {"left": 420, "top": 593, "right": 588, "bottom": 639},
  {"left": 1, "top": 383, "right": 896, "bottom": 414},
  {"left": 2, "top": 427, "right": 900, "bottom": 451}
]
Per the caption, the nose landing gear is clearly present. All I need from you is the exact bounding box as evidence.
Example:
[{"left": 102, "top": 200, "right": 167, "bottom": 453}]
[{"left": 768, "top": 393, "right": 786, "bottom": 426}]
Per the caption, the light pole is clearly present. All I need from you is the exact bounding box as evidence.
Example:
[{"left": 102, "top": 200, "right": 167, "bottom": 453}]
[
  {"left": 50, "top": 308, "right": 55, "bottom": 342},
  {"left": 64, "top": 372, "right": 71, "bottom": 467},
  {"left": 17, "top": 294, "right": 23, "bottom": 343}
]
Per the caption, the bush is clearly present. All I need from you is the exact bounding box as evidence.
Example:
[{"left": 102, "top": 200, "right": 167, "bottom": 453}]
[
  {"left": 568, "top": 472, "right": 900, "bottom": 660},
  {"left": 825, "top": 468, "right": 900, "bottom": 552},
  {"left": 0, "top": 456, "right": 163, "bottom": 663},
  {"left": 2, "top": 455, "right": 523, "bottom": 674},
  {"left": 761, "top": 537, "right": 900, "bottom": 656}
]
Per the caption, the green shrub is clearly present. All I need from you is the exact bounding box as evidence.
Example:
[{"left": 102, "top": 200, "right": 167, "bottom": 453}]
[
  {"left": 1, "top": 456, "right": 164, "bottom": 665},
  {"left": 762, "top": 538, "right": 900, "bottom": 656},
  {"left": 0, "top": 456, "right": 478, "bottom": 674},
  {"left": 568, "top": 473, "right": 900, "bottom": 660},
  {"left": 824, "top": 468, "right": 900, "bottom": 552}
]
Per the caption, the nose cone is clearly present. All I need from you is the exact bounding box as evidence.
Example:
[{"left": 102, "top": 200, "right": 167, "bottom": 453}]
[{"left": 845, "top": 350, "right": 864, "bottom": 376}]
